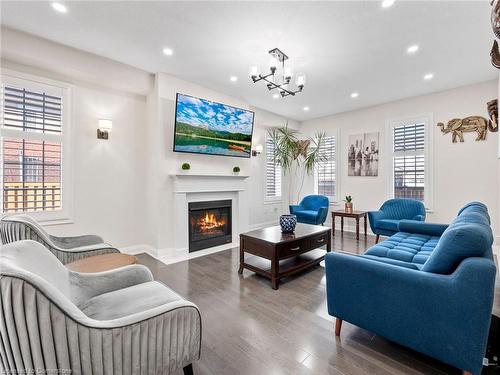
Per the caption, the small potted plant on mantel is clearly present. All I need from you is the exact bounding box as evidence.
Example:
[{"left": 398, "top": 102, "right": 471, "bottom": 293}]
[
  {"left": 181, "top": 163, "right": 191, "bottom": 173},
  {"left": 344, "top": 195, "right": 353, "bottom": 213},
  {"left": 232, "top": 166, "right": 240, "bottom": 175}
]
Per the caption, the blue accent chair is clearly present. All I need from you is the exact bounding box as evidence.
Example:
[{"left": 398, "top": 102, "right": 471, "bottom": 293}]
[
  {"left": 325, "top": 202, "right": 496, "bottom": 375},
  {"left": 368, "top": 198, "right": 426, "bottom": 243},
  {"left": 289, "top": 195, "right": 329, "bottom": 225}
]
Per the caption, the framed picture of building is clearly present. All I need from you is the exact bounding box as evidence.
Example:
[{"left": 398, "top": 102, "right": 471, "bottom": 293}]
[{"left": 347, "top": 132, "right": 379, "bottom": 176}]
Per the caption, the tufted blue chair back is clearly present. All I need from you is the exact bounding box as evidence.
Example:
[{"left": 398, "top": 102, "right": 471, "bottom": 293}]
[
  {"left": 300, "top": 195, "right": 329, "bottom": 210},
  {"left": 422, "top": 202, "right": 493, "bottom": 274},
  {"left": 380, "top": 199, "right": 426, "bottom": 220}
]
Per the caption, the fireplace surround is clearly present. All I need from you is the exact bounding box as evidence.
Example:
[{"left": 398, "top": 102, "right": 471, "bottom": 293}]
[
  {"left": 169, "top": 173, "right": 249, "bottom": 263},
  {"left": 188, "top": 199, "right": 232, "bottom": 252}
]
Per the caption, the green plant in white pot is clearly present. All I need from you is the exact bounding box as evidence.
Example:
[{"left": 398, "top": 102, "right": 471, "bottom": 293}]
[{"left": 268, "top": 123, "right": 327, "bottom": 204}]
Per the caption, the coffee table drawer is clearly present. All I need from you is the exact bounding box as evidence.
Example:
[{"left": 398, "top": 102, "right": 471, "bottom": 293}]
[
  {"left": 277, "top": 238, "right": 311, "bottom": 258},
  {"left": 308, "top": 232, "right": 329, "bottom": 248}
]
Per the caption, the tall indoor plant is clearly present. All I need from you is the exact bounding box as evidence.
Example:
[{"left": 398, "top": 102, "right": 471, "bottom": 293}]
[{"left": 268, "top": 123, "right": 327, "bottom": 204}]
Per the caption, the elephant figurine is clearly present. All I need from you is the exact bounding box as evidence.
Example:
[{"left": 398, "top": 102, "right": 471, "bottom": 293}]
[{"left": 437, "top": 116, "right": 489, "bottom": 143}]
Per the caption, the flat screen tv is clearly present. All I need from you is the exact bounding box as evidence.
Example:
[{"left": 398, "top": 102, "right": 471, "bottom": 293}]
[{"left": 173, "top": 93, "right": 255, "bottom": 158}]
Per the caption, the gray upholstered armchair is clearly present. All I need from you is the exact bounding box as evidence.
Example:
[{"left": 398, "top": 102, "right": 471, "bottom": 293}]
[
  {"left": 0, "top": 214, "right": 120, "bottom": 264},
  {"left": 0, "top": 240, "right": 202, "bottom": 375}
]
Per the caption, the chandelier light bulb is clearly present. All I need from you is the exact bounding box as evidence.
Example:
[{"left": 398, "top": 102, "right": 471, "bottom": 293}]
[
  {"left": 249, "top": 65, "right": 259, "bottom": 78},
  {"left": 296, "top": 75, "right": 306, "bottom": 87},
  {"left": 269, "top": 56, "right": 278, "bottom": 72},
  {"left": 284, "top": 66, "right": 293, "bottom": 80}
]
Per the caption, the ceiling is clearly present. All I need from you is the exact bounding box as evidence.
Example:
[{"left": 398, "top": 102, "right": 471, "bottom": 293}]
[{"left": 1, "top": 1, "right": 497, "bottom": 122}]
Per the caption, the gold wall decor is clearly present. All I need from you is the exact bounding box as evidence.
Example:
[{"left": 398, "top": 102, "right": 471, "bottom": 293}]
[
  {"left": 437, "top": 117, "right": 489, "bottom": 143},
  {"left": 437, "top": 99, "right": 498, "bottom": 143}
]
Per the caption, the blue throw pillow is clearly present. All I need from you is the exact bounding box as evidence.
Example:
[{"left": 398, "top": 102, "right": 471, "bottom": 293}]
[{"left": 421, "top": 222, "right": 493, "bottom": 274}]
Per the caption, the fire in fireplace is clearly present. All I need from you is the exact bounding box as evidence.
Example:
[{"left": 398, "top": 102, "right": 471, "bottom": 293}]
[
  {"left": 197, "top": 212, "right": 226, "bottom": 234},
  {"left": 188, "top": 200, "right": 232, "bottom": 252}
]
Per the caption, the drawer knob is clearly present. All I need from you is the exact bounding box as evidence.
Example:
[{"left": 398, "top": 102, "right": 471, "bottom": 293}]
[
  {"left": 317, "top": 238, "right": 325, "bottom": 243},
  {"left": 291, "top": 246, "right": 300, "bottom": 251}
]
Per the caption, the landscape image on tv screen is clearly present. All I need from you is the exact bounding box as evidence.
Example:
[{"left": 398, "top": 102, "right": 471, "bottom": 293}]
[{"left": 173, "top": 93, "right": 254, "bottom": 158}]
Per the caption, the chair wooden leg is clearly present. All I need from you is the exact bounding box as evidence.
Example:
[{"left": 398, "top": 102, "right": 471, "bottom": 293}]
[
  {"left": 375, "top": 234, "right": 380, "bottom": 244},
  {"left": 183, "top": 364, "right": 194, "bottom": 375},
  {"left": 335, "top": 318, "right": 342, "bottom": 336}
]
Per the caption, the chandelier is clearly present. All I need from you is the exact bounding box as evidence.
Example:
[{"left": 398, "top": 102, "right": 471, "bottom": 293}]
[{"left": 249, "top": 48, "right": 306, "bottom": 98}]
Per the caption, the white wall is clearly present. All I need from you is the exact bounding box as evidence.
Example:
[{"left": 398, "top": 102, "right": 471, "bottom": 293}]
[
  {"left": 144, "top": 73, "right": 298, "bottom": 251},
  {"left": 301, "top": 80, "right": 499, "bottom": 234},
  {"left": 1, "top": 28, "right": 153, "bottom": 249},
  {"left": 1, "top": 60, "right": 151, "bottom": 248}
]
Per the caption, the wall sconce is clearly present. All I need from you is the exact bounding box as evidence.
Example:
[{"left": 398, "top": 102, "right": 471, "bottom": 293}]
[
  {"left": 252, "top": 144, "right": 263, "bottom": 156},
  {"left": 97, "top": 119, "right": 113, "bottom": 140}
]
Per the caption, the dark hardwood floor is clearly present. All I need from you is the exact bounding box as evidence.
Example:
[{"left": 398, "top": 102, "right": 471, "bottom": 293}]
[{"left": 137, "top": 231, "right": 499, "bottom": 375}]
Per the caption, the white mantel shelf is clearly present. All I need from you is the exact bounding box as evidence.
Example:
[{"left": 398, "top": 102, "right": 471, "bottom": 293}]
[
  {"left": 169, "top": 173, "right": 250, "bottom": 178},
  {"left": 170, "top": 172, "right": 250, "bottom": 194}
]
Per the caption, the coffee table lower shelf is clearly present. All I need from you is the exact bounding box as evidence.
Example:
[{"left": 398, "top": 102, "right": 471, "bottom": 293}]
[{"left": 241, "top": 248, "right": 327, "bottom": 289}]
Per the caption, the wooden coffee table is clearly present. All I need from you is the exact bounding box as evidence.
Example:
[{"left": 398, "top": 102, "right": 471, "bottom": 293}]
[
  {"left": 331, "top": 210, "right": 367, "bottom": 240},
  {"left": 239, "top": 224, "right": 331, "bottom": 290},
  {"left": 66, "top": 253, "right": 138, "bottom": 273}
]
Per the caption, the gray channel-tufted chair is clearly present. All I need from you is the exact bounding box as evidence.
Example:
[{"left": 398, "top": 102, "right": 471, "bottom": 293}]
[
  {"left": 0, "top": 214, "right": 120, "bottom": 264},
  {"left": 0, "top": 240, "right": 202, "bottom": 375}
]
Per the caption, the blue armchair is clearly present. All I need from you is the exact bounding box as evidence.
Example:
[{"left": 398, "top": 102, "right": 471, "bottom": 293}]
[
  {"left": 368, "top": 198, "right": 426, "bottom": 243},
  {"left": 326, "top": 202, "right": 496, "bottom": 375},
  {"left": 290, "top": 195, "right": 329, "bottom": 225}
]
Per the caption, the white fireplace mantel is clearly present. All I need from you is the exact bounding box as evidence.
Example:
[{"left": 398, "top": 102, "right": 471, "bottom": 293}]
[
  {"left": 169, "top": 173, "right": 250, "bottom": 193},
  {"left": 169, "top": 173, "right": 250, "bottom": 178},
  {"left": 169, "top": 173, "right": 250, "bottom": 261}
]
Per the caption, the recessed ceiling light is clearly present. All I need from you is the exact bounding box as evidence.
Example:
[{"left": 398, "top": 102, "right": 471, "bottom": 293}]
[
  {"left": 51, "top": 2, "right": 67, "bottom": 13},
  {"left": 162, "top": 47, "right": 174, "bottom": 56},
  {"left": 351, "top": 92, "right": 359, "bottom": 98},
  {"left": 230, "top": 76, "right": 238, "bottom": 82},
  {"left": 272, "top": 93, "right": 280, "bottom": 99},
  {"left": 381, "top": 0, "right": 395, "bottom": 8},
  {"left": 303, "top": 106, "right": 310, "bottom": 111},
  {"left": 407, "top": 44, "right": 419, "bottom": 54},
  {"left": 423, "top": 73, "right": 434, "bottom": 80}
]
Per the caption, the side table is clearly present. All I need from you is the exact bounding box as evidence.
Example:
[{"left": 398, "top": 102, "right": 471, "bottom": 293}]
[{"left": 331, "top": 210, "right": 367, "bottom": 241}]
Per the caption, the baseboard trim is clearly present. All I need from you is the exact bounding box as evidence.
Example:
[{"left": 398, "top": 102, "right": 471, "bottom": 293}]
[
  {"left": 329, "top": 222, "right": 375, "bottom": 236},
  {"left": 120, "top": 244, "right": 157, "bottom": 257},
  {"left": 247, "top": 220, "right": 278, "bottom": 231},
  {"left": 155, "top": 242, "right": 236, "bottom": 265}
]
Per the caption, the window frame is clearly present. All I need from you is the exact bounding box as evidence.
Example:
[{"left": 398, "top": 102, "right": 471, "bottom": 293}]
[
  {"left": 314, "top": 129, "right": 340, "bottom": 203},
  {"left": 1, "top": 70, "right": 74, "bottom": 225},
  {"left": 264, "top": 134, "right": 282, "bottom": 204},
  {"left": 386, "top": 114, "right": 433, "bottom": 211}
]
